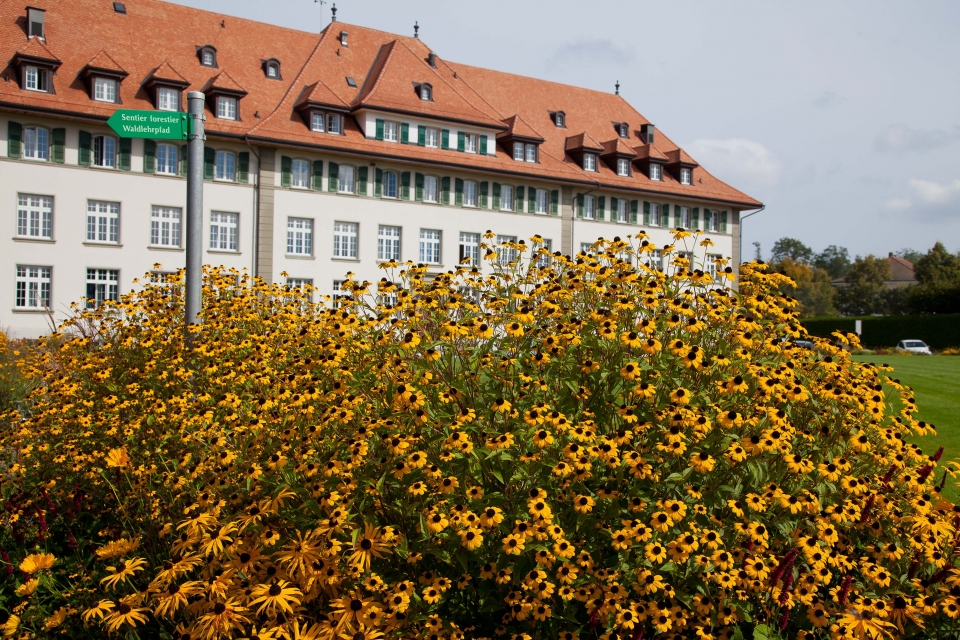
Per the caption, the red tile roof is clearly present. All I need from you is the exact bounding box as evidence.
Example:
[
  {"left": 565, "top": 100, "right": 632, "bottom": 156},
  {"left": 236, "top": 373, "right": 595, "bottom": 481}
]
[
  {"left": 83, "top": 50, "right": 126, "bottom": 75},
  {"left": 634, "top": 144, "right": 669, "bottom": 161},
  {"left": 500, "top": 115, "right": 544, "bottom": 142},
  {"left": 666, "top": 148, "right": 698, "bottom": 166},
  {"left": 0, "top": 0, "right": 761, "bottom": 208},
  {"left": 203, "top": 70, "right": 247, "bottom": 96},
  {"left": 15, "top": 36, "right": 61, "bottom": 65},
  {"left": 147, "top": 60, "right": 189, "bottom": 86},
  {"left": 601, "top": 137, "right": 637, "bottom": 157}
]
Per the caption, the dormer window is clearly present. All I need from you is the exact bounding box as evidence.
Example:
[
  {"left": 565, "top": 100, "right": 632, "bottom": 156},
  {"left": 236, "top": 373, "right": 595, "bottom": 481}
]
[
  {"left": 680, "top": 167, "right": 692, "bottom": 185},
  {"left": 649, "top": 163, "right": 662, "bottom": 181},
  {"left": 641, "top": 123, "right": 655, "bottom": 144},
  {"left": 419, "top": 83, "right": 432, "bottom": 101},
  {"left": 525, "top": 144, "right": 537, "bottom": 163},
  {"left": 512, "top": 142, "right": 538, "bottom": 162},
  {"left": 27, "top": 7, "right": 45, "bottom": 40},
  {"left": 263, "top": 59, "right": 281, "bottom": 80},
  {"left": 157, "top": 87, "right": 179, "bottom": 111},
  {"left": 339, "top": 30, "right": 348, "bottom": 47},
  {"left": 198, "top": 45, "right": 217, "bottom": 68},
  {"left": 94, "top": 77, "right": 118, "bottom": 103},
  {"left": 583, "top": 153, "right": 597, "bottom": 172},
  {"left": 217, "top": 96, "right": 237, "bottom": 120},
  {"left": 617, "top": 158, "right": 630, "bottom": 177},
  {"left": 311, "top": 112, "right": 324, "bottom": 132},
  {"left": 24, "top": 66, "right": 49, "bottom": 92},
  {"left": 618, "top": 123, "right": 629, "bottom": 138},
  {"left": 554, "top": 111, "right": 566, "bottom": 128}
]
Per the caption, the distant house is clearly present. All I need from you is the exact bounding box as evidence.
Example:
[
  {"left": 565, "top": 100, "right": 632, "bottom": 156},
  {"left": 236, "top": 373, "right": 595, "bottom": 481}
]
[{"left": 831, "top": 254, "right": 918, "bottom": 289}]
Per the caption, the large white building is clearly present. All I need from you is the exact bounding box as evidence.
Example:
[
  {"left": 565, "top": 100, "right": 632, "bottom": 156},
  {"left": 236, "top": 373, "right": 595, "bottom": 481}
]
[{"left": 1, "top": 0, "right": 761, "bottom": 338}]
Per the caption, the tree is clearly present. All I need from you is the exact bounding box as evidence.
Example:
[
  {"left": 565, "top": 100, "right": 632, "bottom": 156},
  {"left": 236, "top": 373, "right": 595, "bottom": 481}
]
[
  {"left": 835, "top": 255, "right": 889, "bottom": 316},
  {"left": 894, "top": 248, "right": 922, "bottom": 265},
  {"left": 771, "top": 258, "right": 836, "bottom": 317},
  {"left": 813, "top": 245, "right": 851, "bottom": 280},
  {"left": 913, "top": 242, "right": 960, "bottom": 286},
  {"left": 770, "top": 238, "right": 813, "bottom": 264}
]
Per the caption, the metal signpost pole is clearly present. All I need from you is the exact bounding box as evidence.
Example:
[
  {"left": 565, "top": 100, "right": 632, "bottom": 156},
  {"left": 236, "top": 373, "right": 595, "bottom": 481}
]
[{"left": 185, "top": 91, "right": 205, "bottom": 345}]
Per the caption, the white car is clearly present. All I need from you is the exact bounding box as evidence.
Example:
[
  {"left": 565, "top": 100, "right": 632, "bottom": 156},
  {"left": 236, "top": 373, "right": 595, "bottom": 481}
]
[{"left": 896, "top": 340, "right": 932, "bottom": 355}]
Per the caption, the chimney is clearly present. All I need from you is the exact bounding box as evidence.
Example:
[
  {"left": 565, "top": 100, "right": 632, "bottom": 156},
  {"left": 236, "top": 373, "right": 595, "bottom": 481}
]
[
  {"left": 641, "top": 123, "right": 655, "bottom": 144},
  {"left": 27, "top": 7, "right": 45, "bottom": 39},
  {"left": 331, "top": 3, "right": 337, "bottom": 22},
  {"left": 339, "top": 30, "right": 348, "bottom": 47},
  {"left": 427, "top": 51, "right": 436, "bottom": 68}
]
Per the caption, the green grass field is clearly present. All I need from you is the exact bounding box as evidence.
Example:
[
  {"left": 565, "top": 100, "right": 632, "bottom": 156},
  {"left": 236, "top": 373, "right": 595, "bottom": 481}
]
[{"left": 851, "top": 355, "right": 960, "bottom": 501}]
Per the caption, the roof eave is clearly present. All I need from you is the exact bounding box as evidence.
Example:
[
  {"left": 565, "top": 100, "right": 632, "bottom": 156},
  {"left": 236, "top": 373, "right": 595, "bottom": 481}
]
[{"left": 353, "top": 103, "right": 508, "bottom": 131}]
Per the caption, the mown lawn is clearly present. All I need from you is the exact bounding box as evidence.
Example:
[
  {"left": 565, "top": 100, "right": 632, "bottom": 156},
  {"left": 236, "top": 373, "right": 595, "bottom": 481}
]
[{"left": 852, "top": 355, "right": 960, "bottom": 501}]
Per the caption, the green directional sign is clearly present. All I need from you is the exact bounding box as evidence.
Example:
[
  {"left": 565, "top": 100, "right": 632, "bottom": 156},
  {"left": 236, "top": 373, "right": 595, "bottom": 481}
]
[{"left": 106, "top": 110, "right": 189, "bottom": 140}]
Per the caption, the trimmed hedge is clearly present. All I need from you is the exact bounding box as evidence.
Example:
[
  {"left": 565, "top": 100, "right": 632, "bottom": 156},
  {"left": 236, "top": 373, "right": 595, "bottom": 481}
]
[{"left": 801, "top": 313, "right": 960, "bottom": 349}]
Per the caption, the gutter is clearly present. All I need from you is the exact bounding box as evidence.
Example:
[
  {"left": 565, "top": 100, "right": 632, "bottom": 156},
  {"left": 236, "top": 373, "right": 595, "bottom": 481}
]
[
  {"left": 243, "top": 135, "right": 261, "bottom": 279},
  {"left": 738, "top": 204, "right": 766, "bottom": 265}
]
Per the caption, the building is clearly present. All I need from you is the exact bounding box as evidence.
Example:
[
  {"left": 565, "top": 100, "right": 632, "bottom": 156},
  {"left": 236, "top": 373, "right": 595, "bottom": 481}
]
[
  {"left": 831, "top": 254, "right": 917, "bottom": 289},
  {"left": 1, "top": 0, "right": 761, "bottom": 338}
]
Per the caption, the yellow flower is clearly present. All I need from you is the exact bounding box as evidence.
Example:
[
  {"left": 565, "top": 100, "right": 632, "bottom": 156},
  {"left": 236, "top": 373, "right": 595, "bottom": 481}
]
[
  {"left": 19, "top": 553, "right": 56, "bottom": 574},
  {"left": 105, "top": 448, "right": 130, "bottom": 468}
]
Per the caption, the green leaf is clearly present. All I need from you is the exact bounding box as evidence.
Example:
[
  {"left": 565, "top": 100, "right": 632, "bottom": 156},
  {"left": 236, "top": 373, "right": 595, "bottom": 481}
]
[
  {"left": 491, "top": 469, "right": 504, "bottom": 484},
  {"left": 753, "top": 624, "right": 771, "bottom": 640},
  {"left": 732, "top": 626, "right": 744, "bottom": 640}
]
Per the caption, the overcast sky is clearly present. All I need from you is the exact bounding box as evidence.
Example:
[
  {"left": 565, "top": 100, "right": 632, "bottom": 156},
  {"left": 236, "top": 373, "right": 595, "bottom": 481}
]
[{"left": 171, "top": 0, "right": 960, "bottom": 260}]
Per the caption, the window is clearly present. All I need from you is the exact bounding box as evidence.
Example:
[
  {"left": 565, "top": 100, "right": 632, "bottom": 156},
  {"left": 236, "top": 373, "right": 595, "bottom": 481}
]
[
  {"left": 647, "top": 249, "right": 664, "bottom": 270},
  {"left": 266, "top": 65, "right": 277, "bottom": 78},
  {"left": 580, "top": 242, "right": 594, "bottom": 255},
  {"left": 16, "top": 266, "right": 51, "bottom": 309},
  {"left": 217, "top": 96, "right": 238, "bottom": 120},
  {"left": 287, "top": 218, "right": 313, "bottom": 255},
  {"left": 93, "top": 136, "right": 116, "bottom": 168},
  {"left": 420, "top": 84, "right": 432, "bottom": 101},
  {"left": 463, "top": 181, "right": 477, "bottom": 207},
  {"left": 265, "top": 61, "right": 280, "bottom": 79},
  {"left": 513, "top": 142, "right": 524, "bottom": 161},
  {"left": 619, "top": 123, "right": 629, "bottom": 138},
  {"left": 464, "top": 134, "right": 477, "bottom": 154},
  {"left": 650, "top": 163, "right": 662, "bottom": 181},
  {"left": 338, "top": 165, "right": 355, "bottom": 194},
  {"left": 157, "top": 143, "right": 178, "bottom": 175},
  {"left": 705, "top": 210, "right": 718, "bottom": 232},
  {"left": 378, "top": 225, "right": 401, "bottom": 261},
  {"left": 157, "top": 87, "right": 179, "bottom": 111},
  {"left": 86, "top": 200, "right": 120, "bottom": 243},
  {"left": 680, "top": 168, "right": 692, "bottom": 185},
  {"left": 331, "top": 280, "right": 349, "bottom": 307},
  {"left": 311, "top": 112, "right": 325, "bottom": 132},
  {"left": 583, "top": 154, "right": 597, "bottom": 172},
  {"left": 291, "top": 159, "right": 310, "bottom": 189},
  {"left": 536, "top": 239, "right": 553, "bottom": 268},
  {"left": 525, "top": 144, "right": 538, "bottom": 163},
  {"left": 650, "top": 203, "right": 661, "bottom": 226},
  {"left": 500, "top": 185, "right": 513, "bottom": 211},
  {"left": 497, "top": 235, "right": 517, "bottom": 266},
  {"left": 94, "top": 77, "right": 117, "bottom": 103},
  {"left": 210, "top": 211, "right": 239, "bottom": 251},
  {"left": 535, "top": 189, "right": 548, "bottom": 214},
  {"left": 287, "top": 277, "right": 312, "bottom": 290},
  {"left": 706, "top": 254, "right": 721, "bottom": 277},
  {"left": 680, "top": 207, "right": 691, "bottom": 229},
  {"left": 555, "top": 111, "right": 565, "bottom": 127},
  {"left": 617, "top": 199, "right": 628, "bottom": 223},
  {"left": 383, "top": 172, "right": 398, "bottom": 198},
  {"left": 419, "top": 229, "right": 441, "bottom": 264},
  {"left": 327, "top": 113, "right": 342, "bottom": 134},
  {"left": 425, "top": 128, "right": 439, "bottom": 148},
  {"left": 85, "top": 269, "right": 119, "bottom": 308},
  {"left": 333, "top": 222, "right": 358, "bottom": 259},
  {"left": 150, "top": 206, "right": 182, "bottom": 247},
  {"left": 383, "top": 121, "right": 398, "bottom": 143},
  {"left": 23, "top": 127, "right": 48, "bottom": 161},
  {"left": 583, "top": 195, "right": 595, "bottom": 220},
  {"left": 423, "top": 176, "right": 439, "bottom": 203},
  {"left": 617, "top": 158, "right": 630, "bottom": 177},
  {"left": 215, "top": 151, "right": 236, "bottom": 181},
  {"left": 201, "top": 48, "right": 216, "bottom": 67},
  {"left": 17, "top": 195, "right": 53, "bottom": 239},
  {"left": 25, "top": 66, "right": 48, "bottom": 92},
  {"left": 459, "top": 232, "right": 479, "bottom": 266}
]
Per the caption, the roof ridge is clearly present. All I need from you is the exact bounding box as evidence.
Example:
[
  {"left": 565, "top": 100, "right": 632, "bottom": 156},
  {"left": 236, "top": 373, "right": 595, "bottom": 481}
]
[
  {"left": 17, "top": 36, "right": 60, "bottom": 61},
  {"left": 430, "top": 54, "right": 506, "bottom": 122},
  {"left": 151, "top": 59, "right": 188, "bottom": 83},
  {"left": 352, "top": 40, "right": 397, "bottom": 106},
  {"left": 85, "top": 49, "right": 125, "bottom": 72}
]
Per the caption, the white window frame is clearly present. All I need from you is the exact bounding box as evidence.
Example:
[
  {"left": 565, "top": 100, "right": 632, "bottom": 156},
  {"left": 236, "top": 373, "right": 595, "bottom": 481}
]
[
  {"left": 537, "top": 239, "right": 553, "bottom": 268},
  {"left": 463, "top": 181, "right": 477, "bottom": 207},
  {"left": 525, "top": 144, "right": 538, "bottom": 163},
  {"left": 648, "top": 249, "right": 664, "bottom": 270},
  {"left": 383, "top": 171, "right": 398, "bottom": 199},
  {"left": 85, "top": 268, "right": 119, "bottom": 308},
  {"left": 419, "top": 229, "right": 441, "bottom": 265},
  {"left": 619, "top": 123, "right": 629, "bottom": 138},
  {"left": 580, "top": 242, "right": 594, "bottom": 255},
  {"left": 86, "top": 200, "right": 120, "bottom": 244},
  {"left": 583, "top": 195, "right": 596, "bottom": 220},
  {"left": 680, "top": 168, "right": 692, "bottom": 185},
  {"left": 287, "top": 217, "right": 313, "bottom": 256},
  {"left": 150, "top": 206, "right": 182, "bottom": 248},
  {"left": 217, "top": 96, "right": 238, "bottom": 120},
  {"left": 157, "top": 87, "right": 179, "bottom": 111},
  {"left": 423, "top": 175, "right": 439, "bottom": 203},
  {"left": 331, "top": 280, "right": 349, "bottom": 307},
  {"left": 425, "top": 128, "right": 439, "bottom": 148},
  {"left": 23, "top": 127, "right": 49, "bottom": 161},
  {"left": 94, "top": 77, "right": 117, "bottom": 103},
  {"left": 464, "top": 134, "right": 478, "bottom": 154},
  {"left": 378, "top": 225, "right": 401, "bottom": 261},
  {"left": 705, "top": 210, "right": 719, "bottom": 232},
  {"left": 266, "top": 63, "right": 279, "bottom": 78},
  {"left": 157, "top": 143, "right": 178, "bottom": 175},
  {"left": 210, "top": 211, "right": 239, "bottom": 251},
  {"left": 383, "top": 121, "right": 399, "bottom": 143},
  {"left": 583, "top": 153, "right": 597, "bottom": 172},
  {"left": 17, "top": 194, "right": 53, "bottom": 239},
  {"left": 338, "top": 165, "right": 356, "bottom": 194},
  {"left": 291, "top": 159, "right": 310, "bottom": 189},
  {"left": 497, "top": 235, "right": 518, "bottom": 266},
  {"left": 650, "top": 163, "right": 662, "bottom": 181},
  {"left": 459, "top": 232, "right": 479, "bottom": 266},
  {"left": 617, "top": 199, "right": 628, "bottom": 223},
  {"left": 333, "top": 221, "right": 359, "bottom": 259},
  {"left": 555, "top": 112, "right": 565, "bottom": 127},
  {"left": 420, "top": 84, "right": 432, "bottom": 101},
  {"left": 215, "top": 151, "right": 236, "bottom": 181},
  {"left": 16, "top": 265, "right": 51, "bottom": 309},
  {"left": 311, "top": 111, "right": 325, "bottom": 132},
  {"left": 500, "top": 185, "right": 514, "bottom": 211},
  {"left": 650, "top": 203, "right": 661, "bottom": 227},
  {"left": 202, "top": 50, "right": 215, "bottom": 66},
  {"left": 706, "top": 254, "right": 721, "bottom": 277},
  {"left": 327, "top": 113, "right": 342, "bottom": 134},
  {"left": 617, "top": 158, "right": 630, "bottom": 177},
  {"left": 25, "top": 66, "right": 48, "bottom": 92},
  {"left": 513, "top": 142, "right": 524, "bottom": 161},
  {"left": 680, "top": 207, "right": 691, "bottom": 229},
  {"left": 535, "top": 189, "right": 548, "bottom": 214},
  {"left": 93, "top": 135, "right": 116, "bottom": 168}
]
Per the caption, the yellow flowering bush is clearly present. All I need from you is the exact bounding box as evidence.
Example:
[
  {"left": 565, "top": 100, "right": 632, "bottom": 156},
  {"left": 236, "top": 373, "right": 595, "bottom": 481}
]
[{"left": 2, "top": 231, "right": 959, "bottom": 640}]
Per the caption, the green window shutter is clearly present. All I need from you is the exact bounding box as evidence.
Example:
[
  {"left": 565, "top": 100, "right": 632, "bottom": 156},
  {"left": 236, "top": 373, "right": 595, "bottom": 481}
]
[
  {"left": 7, "top": 121, "right": 22, "bottom": 158},
  {"left": 692, "top": 207, "right": 700, "bottom": 230},
  {"left": 179, "top": 145, "right": 188, "bottom": 176},
  {"left": 516, "top": 186, "right": 525, "bottom": 212},
  {"left": 662, "top": 204, "right": 670, "bottom": 227},
  {"left": 312, "top": 160, "right": 324, "bottom": 190},
  {"left": 643, "top": 201, "right": 650, "bottom": 225},
  {"left": 328, "top": 161, "right": 339, "bottom": 192},
  {"left": 204, "top": 147, "right": 215, "bottom": 180},
  {"left": 417, "top": 125, "right": 426, "bottom": 146},
  {"left": 401, "top": 171, "right": 411, "bottom": 199},
  {"left": 721, "top": 211, "right": 729, "bottom": 233},
  {"left": 374, "top": 168, "right": 383, "bottom": 198},
  {"left": 457, "top": 131, "right": 465, "bottom": 152},
  {"left": 550, "top": 189, "right": 559, "bottom": 215},
  {"left": 238, "top": 151, "right": 250, "bottom": 183},
  {"left": 400, "top": 123, "right": 409, "bottom": 144},
  {"left": 358, "top": 166, "right": 368, "bottom": 195},
  {"left": 576, "top": 194, "right": 584, "bottom": 218},
  {"left": 455, "top": 178, "right": 464, "bottom": 206},
  {"left": 492, "top": 182, "right": 501, "bottom": 210},
  {"left": 280, "top": 156, "right": 292, "bottom": 187},
  {"left": 375, "top": 119, "right": 384, "bottom": 140},
  {"left": 51, "top": 127, "right": 65, "bottom": 164},
  {"left": 630, "top": 200, "right": 639, "bottom": 224},
  {"left": 441, "top": 177, "right": 450, "bottom": 204},
  {"left": 441, "top": 129, "right": 450, "bottom": 150},
  {"left": 597, "top": 196, "right": 606, "bottom": 221},
  {"left": 118, "top": 138, "right": 132, "bottom": 171},
  {"left": 480, "top": 135, "right": 487, "bottom": 155},
  {"left": 610, "top": 197, "right": 619, "bottom": 220},
  {"left": 415, "top": 173, "right": 424, "bottom": 201},
  {"left": 479, "top": 181, "right": 488, "bottom": 208},
  {"left": 143, "top": 139, "right": 156, "bottom": 173},
  {"left": 78, "top": 130, "right": 92, "bottom": 166},
  {"left": 528, "top": 186, "right": 536, "bottom": 213}
]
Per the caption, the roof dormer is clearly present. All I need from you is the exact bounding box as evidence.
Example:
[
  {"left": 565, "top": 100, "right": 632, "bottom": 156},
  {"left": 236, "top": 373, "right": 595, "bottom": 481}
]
[
  {"left": 549, "top": 110, "right": 566, "bottom": 128},
  {"left": 413, "top": 82, "right": 433, "bottom": 101},
  {"left": 262, "top": 58, "right": 281, "bottom": 80},
  {"left": 613, "top": 122, "right": 630, "bottom": 138},
  {"left": 11, "top": 37, "right": 61, "bottom": 93},
  {"left": 498, "top": 115, "right": 545, "bottom": 163},
  {"left": 26, "top": 7, "right": 45, "bottom": 40},
  {"left": 600, "top": 138, "right": 638, "bottom": 176},
  {"left": 565, "top": 132, "right": 603, "bottom": 171},
  {"left": 79, "top": 51, "right": 128, "bottom": 104},
  {"left": 144, "top": 61, "right": 190, "bottom": 111},
  {"left": 665, "top": 149, "right": 699, "bottom": 185},
  {"left": 640, "top": 123, "right": 655, "bottom": 144},
  {"left": 202, "top": 71, "right": 247, "bottom": 121},
  {"left": 633, "top": 143, "right": 668, "bottom": 181},
  {"left": 197, "top": 44, "right": 217, "bottom": 68}
]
